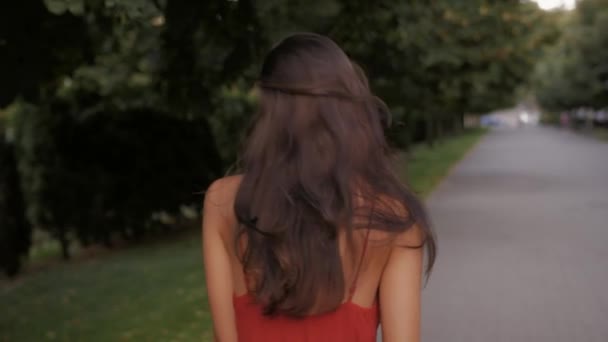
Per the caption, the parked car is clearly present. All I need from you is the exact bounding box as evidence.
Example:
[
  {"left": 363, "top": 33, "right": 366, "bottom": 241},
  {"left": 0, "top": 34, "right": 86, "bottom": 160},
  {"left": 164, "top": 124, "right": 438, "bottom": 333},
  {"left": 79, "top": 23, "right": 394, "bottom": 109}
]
[{"left": 480, "top": 115, "right": 501, "bottom": 127}]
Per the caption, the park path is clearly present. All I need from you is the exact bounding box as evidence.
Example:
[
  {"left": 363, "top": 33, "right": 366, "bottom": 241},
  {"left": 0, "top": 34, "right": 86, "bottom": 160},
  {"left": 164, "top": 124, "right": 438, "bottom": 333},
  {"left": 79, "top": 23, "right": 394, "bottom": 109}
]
[{"left": 420, "top": 126, "right": 608, "bottom": 341}]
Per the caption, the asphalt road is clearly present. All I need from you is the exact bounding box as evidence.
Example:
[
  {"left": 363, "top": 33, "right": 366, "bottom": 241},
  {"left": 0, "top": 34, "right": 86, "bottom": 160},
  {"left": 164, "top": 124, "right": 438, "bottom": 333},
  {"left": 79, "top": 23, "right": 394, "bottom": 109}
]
[{"left": 419, "top": 126, "right": 608, "bottom": 341}]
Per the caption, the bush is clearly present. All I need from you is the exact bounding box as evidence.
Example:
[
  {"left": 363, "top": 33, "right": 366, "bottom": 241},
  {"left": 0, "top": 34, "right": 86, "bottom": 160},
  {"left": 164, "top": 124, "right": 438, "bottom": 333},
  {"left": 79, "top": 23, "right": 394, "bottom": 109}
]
[
  {"left": 14, "top": 101, "right": 220, "bottom": 254},
  {"left": 13, "top": 101, "right": 73, "bottom": 258},
  {"left": 209, "top": 84, "right": 256, "bottom": 166},
  {"left": 63, "top": 108, "right": 221, "bottom": 244}
]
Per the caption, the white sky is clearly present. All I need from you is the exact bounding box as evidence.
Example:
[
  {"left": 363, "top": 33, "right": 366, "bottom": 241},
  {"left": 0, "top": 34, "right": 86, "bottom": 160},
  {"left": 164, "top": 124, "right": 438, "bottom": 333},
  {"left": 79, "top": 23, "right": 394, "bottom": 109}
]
[{"left": 532, "top": 0, "right": 576, "bottom": 10}]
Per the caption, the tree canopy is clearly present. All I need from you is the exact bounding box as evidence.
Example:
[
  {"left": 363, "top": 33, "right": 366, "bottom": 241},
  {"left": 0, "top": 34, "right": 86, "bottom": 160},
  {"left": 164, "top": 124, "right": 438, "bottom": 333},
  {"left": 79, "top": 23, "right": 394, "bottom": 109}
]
[
  {"left": 0, "top": 0, "right": 556, "bottom": 275},
  {"left": 533, "top": 0, "right": 608, "bottom": 111}
]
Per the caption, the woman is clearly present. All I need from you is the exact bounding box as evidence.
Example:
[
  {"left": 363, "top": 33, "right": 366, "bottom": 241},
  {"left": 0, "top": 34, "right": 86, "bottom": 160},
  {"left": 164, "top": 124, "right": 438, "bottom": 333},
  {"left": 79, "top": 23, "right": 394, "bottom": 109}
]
[{"left": 203, "top": 33, "right": 436, "bottom": 342}]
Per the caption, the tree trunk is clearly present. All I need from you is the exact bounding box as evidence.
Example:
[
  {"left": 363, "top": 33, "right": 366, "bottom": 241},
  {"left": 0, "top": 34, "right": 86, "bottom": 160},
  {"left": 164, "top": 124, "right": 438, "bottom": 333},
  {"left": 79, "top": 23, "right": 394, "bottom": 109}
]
[
  {"left": 425, "top": 113, "right": 435, "bottom": 147},
  {"left": 102, "top": 232, "right": 113, "bottom": 248},
  {"left": 162, "top": 0, "right": 226, "bottom": 177},
  {"left": 454, "top": 112, "right": 464, "bottom": 133},
  {"left": 436, "top": 116, "right": 445, "bottom": 142},
  {"left": 58, "top": 231, "right": 70, "bottom": 260}
]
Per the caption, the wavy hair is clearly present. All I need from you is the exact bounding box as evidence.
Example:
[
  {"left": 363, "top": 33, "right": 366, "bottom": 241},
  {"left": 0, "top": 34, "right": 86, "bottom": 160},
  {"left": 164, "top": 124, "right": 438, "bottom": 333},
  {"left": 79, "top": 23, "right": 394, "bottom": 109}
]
[{"left": 234, "top": 33, "right": 435, "bottom": 316}]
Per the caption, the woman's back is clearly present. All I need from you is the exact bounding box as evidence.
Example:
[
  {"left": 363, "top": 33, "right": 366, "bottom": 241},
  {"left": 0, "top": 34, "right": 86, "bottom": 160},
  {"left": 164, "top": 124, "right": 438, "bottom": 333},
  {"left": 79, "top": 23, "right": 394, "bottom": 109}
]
[
  {"left": 230, "top": 174, "right": 381, "bottom": 341},
  {"left": 202, "top": 33, "right": 435, "bottom": 342},
  {"left": 204, "top": 175, "right": 426, "bottom": 342}
]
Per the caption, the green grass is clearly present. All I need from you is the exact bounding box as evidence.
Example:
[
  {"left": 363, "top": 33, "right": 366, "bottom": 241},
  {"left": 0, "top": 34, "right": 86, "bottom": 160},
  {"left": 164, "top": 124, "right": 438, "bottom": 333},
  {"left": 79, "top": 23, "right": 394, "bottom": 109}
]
[
  {"left": 400, "top": 128, "right": 488, "bottom": 197},
  {"left": 0, "top": 128, "right": 486, "bottom": 342},
  {"left": 571, "top": 126, "right": 608, "bottom": 143},
  {"left": 0, "top": 232, "right": 213, "bottom": 342},
  {"left": 591, "top": 127, "right": 608, "bottom": 142},
  {"left": 28, "top": 230, "right": 82, "bottom": 262}
]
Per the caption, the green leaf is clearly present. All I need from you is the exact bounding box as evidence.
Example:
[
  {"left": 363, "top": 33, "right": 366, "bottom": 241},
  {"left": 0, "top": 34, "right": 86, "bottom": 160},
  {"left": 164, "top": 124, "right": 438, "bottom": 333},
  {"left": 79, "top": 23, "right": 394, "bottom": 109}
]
[{"left": 43, "top": 0, "right": 68, "bottom": 15}]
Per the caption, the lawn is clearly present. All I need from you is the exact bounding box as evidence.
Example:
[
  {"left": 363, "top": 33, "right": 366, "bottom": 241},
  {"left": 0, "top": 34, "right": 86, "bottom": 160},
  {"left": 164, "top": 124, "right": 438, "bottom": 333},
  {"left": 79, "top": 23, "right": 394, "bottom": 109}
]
[
  {"left": 570, "top": 126, "right": 608, "bottom": 143},
  {"left": 591, "top": 127, "right": 608, "bottom": 142},
  {"left": 0, "top": 128, "right": 486, "bottom": 342},
  {"left": 400, "top": 128, "right": 487, "bottom": 197},
  {"left": 0, "top": 233, "right": 213, "bottom": 342}
]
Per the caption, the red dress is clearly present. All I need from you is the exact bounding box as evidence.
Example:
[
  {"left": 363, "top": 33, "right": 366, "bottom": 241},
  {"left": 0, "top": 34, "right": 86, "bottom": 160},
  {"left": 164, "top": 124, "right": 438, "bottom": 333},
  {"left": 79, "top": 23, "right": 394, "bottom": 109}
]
[{"left": 233, "top": 230, "right": 378, "bottom": 342}]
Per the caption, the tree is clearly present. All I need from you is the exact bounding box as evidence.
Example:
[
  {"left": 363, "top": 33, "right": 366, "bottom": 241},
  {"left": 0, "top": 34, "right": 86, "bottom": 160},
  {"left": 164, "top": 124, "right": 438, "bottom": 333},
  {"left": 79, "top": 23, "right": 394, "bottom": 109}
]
[
  {"left": 330, "top": 0, "right": 551, "bottom": 147},
  {"left": 1, "top": 0, "right": 561, "bottom": 271},
  {"left": 13, "top": 101, "right": 74, "bottom": 259},
  {"left": 0, "top": 0, "right": 89, "bottom": 106},
  {"left": 0, "top": 133, "right": 31, "bottom": 276},
  {"left": 534, "top": 0, "right": 608, "bottom": 111}
]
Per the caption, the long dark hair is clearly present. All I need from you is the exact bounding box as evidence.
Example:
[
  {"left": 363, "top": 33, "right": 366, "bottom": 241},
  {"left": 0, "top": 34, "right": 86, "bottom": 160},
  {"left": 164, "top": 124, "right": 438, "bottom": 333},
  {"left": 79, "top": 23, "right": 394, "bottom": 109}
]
[{"left": 234, "top": 33, "right": 435, "bottom": 316}]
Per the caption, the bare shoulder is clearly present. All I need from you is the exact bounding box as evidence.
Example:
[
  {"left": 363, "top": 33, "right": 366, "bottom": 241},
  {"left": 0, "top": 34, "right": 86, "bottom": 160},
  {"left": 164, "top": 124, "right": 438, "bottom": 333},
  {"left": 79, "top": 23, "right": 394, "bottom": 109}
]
[
  {"left": 367, "top": 224, "right": 425, "bottom": 249},
  {"left": 205, "top": 175, "right": 243, "bottom": 202},
  {"left": 373, "top": 194, "right": 426, "bottom": 247},
  {"left": 203, "top": 175, "right": 243, "bottom": 232},
  {"left": 394, "top": 223, "right": 425, "bottom": 247}
]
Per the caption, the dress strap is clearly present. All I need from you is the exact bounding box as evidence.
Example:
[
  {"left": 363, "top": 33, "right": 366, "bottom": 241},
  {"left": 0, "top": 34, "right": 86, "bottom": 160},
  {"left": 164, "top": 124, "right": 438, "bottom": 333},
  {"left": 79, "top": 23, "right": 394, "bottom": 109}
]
[{"left": 347, "top": 228, "right": 371, "bottom": 301}]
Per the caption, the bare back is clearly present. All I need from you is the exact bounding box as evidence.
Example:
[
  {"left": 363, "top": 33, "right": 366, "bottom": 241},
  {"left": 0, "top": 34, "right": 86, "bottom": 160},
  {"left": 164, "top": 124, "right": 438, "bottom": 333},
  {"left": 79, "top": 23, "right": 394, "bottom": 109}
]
[{"left": 203, "top": 175, "right": 424, "bottom": 341}]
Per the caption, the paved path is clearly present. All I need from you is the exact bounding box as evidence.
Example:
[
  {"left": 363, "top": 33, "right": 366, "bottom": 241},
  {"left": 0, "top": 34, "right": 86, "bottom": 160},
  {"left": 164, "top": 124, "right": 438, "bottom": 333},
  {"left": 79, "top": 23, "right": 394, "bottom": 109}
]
[{"left": 420, "top": 126, "right": 608, "bottom": 341}]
